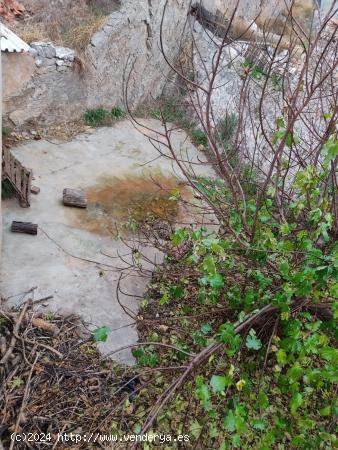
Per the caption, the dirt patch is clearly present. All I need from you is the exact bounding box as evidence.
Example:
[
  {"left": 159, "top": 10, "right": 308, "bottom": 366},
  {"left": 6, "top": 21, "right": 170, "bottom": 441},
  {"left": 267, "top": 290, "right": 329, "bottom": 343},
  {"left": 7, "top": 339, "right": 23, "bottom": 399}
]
[{"left": 70, "top": 174, "right": 191, "bottom": 235}]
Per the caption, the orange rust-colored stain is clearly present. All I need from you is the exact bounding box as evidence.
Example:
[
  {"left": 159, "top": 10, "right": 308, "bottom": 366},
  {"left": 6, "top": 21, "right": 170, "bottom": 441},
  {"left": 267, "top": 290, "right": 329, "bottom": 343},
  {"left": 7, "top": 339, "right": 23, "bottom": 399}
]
[{"left": 70, "top": 174, "right": 190, "bottom": 235}]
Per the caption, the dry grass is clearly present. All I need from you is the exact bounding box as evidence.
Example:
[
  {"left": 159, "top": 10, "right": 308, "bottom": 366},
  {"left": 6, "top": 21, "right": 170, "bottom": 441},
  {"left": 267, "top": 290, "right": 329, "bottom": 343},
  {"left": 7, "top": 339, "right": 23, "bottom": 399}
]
[
  {"left": 11, "top": 0, "right": 120, "bottom": 52},
  {"left": 15, "top": 22, "right": 48, "bottom": 43},
  {"left": 63, "top": 14, "right": 108, "bottom": 52}
]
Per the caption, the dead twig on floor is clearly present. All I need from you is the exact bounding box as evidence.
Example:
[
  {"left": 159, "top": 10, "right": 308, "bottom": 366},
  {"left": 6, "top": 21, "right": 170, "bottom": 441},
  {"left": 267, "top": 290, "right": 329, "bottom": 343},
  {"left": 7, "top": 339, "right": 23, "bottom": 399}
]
[
  {"left": 0, "top": 302, "right": 30, "bottom": 366},
  {"left": 9, "top": 353, "right": 40, "bottom": 450}
]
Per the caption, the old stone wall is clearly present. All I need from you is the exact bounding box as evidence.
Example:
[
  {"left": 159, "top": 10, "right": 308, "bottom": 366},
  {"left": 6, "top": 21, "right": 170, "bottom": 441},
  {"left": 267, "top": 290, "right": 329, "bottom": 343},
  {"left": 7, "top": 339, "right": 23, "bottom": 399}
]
[{"left": 3, "top": 0, "right": 190, "bottom": 127}]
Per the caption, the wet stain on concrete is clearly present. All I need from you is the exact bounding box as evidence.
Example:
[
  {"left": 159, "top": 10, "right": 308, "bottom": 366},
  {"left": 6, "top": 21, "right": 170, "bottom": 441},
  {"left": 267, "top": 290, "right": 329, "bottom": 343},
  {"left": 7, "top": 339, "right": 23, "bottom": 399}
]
[{"left": 70, "top": 174, "right": 190, "bottom": 235}]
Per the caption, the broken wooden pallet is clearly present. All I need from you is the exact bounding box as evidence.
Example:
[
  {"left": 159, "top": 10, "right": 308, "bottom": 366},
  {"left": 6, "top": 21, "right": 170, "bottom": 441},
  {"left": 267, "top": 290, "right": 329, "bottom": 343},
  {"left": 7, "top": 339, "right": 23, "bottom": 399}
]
[{"left": 2, "top": 147, "right": 32, "bottom": 207}]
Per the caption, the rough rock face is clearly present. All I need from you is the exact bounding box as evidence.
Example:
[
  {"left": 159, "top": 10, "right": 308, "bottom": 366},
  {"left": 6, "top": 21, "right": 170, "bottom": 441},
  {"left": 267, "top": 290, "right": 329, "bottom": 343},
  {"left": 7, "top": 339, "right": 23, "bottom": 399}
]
[
  {"left": 194, "top": 0, "right": 318, "bottom": 46},
  {"left": 3, "top": 0, "right": 190, "bottom": 126}
]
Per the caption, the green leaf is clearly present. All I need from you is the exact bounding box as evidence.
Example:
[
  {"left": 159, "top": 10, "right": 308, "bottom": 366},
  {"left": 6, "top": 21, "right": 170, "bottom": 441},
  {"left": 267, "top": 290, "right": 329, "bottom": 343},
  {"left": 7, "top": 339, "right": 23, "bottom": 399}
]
[
  {"left": 280, "top": 222, "right": 290, "bottom": 235},
  {"left": 224, "top": 410, "right": 236, "bottom": 432},
  {"left": 276, "top": 116, "right": 285, "bottom": 129},
  {"left": 210, "top": 375, "right": 227, "bottom": 393},
  {"left": 209, "top": 273, "right": 224, "bottom": 289},
  {"left": 252, "top": 419, "right": 266, "bottom": 430},
  {"left": 290, "top": 392, "right": 303, "bottom": 415},
  {"left": 195, "top": 376, "right": 211, "bottom": 410},
  {"left": 287, "top": 365, "right": 303, "bottom": 383},
  {"left": 276, "top": 349, "right": 287, "bottom": 365},
  {"left": 257, "top": 392, "right": 269, "bottom": 409},
  {"left": 171, "top": 228, "right": 188, "bottom": 247},
  {"left": 330, "top": 283, "right": 338, "bottom": 298},
  {"left": 159, "top": 292, "right": 169, "bottom": 305},
  {"left": 232, "top": 434, "right": 241, "bottom": 447},
  {"left": 309, "top": 208, "right": 322, "bottom": 224},
  {"left": 133, "top": 423, "right": 142, "bottom": 434},
  {"left": 235, "top": 416, "right": 247, "bottom": 433},
  {"left": 319, "top": 406, "right": 331, "bottom": 417},
  {"left": 245, "top": 329, "right": 262, "bottom": 351},
  {"left": 189, "top": 420, "right": 202, "bottom": 439},
  {"left": 320, "top": 347, "right": 338, "bottom": 364},
  {"left": 321, "top": 139, "right": 338, "bottom": 164},
  {"left": 170, "top": 285, "right": 184, "bottom": 299},
  {"left": 92, "top": 326, "right": 111, "bottom": 342},
  {"left": 201, "top": 323, "right": 212, "bottom": 334},
  {"left": 272, "top": 129, "right": 286, "bottom": 144},
  {"left": 279, "top": 259, "right": 290, "bottom": 277},
  {"left": 9, "top": 377, "right": 24, "bottom": 388},
  {"left": 169, "top": 187, "right": 180, "bottom": 200},
  {"left": 219, "top": 323, "right": 236, "bottom": 343},
  {"left": 285, "top": 132, "right": 293, "bottom": 148},
  {"left": 202, "top": 255, "right": 216, "bottom": 274}
]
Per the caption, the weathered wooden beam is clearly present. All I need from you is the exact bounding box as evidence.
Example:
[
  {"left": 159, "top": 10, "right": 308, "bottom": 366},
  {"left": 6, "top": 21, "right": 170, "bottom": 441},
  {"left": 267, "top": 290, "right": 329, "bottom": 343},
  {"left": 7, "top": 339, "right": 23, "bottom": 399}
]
[
  {"left": 11, "top": 221, "right": 38, "bottom": 235},
  {"left": 63, "top": 188, "right": 87, "bottom": 208}
]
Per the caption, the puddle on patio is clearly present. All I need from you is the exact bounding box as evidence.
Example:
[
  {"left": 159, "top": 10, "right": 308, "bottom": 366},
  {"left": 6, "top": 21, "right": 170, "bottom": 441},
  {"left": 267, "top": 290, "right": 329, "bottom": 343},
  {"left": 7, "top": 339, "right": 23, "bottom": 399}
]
[{"left": 70, "top": 174, "right": 191, "bottom": 235}]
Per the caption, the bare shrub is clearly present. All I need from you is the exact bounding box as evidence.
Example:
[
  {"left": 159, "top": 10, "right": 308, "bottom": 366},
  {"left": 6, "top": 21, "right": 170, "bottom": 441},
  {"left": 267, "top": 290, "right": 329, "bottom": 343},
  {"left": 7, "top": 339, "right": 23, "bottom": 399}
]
[{"left": 120, "top": 1, "right": 338, "bottom": 442}]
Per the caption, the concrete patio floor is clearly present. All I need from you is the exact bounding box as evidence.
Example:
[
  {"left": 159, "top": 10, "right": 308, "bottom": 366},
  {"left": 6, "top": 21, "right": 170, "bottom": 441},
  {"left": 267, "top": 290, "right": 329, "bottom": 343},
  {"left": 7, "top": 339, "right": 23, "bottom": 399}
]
[{"left": 1, "top": 119, "right": 213, "bottom": 364}]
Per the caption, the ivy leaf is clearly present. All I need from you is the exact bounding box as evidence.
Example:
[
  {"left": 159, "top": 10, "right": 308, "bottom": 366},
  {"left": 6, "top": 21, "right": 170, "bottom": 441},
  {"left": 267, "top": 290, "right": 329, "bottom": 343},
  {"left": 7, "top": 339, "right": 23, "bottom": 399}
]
[
  {"left": 210, "top": 375, "right": 227, "bottom": 393},
  {"left": 92, "top": 326, "right": 111, "bottom": 342},
  {"left": 245, "top": 329, "right": 262, "bottom": 351}
]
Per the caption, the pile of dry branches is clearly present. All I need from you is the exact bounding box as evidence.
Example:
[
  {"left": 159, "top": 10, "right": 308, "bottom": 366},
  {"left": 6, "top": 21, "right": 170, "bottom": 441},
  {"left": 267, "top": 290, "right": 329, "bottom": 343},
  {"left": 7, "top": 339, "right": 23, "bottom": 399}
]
[{"left": 0, "top": 299, "right": 133, "bottom": 449}]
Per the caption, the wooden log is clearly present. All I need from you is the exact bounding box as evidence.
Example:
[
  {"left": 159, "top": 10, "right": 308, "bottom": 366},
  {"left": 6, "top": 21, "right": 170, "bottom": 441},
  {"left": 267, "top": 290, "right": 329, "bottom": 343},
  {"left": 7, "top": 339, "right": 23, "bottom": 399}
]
[
  {"left": 31, "top": 185, "right": 40, "bottom": 195},
  {"left": 11, "top": 221, "right": 38, "bottom": 235},
  {"left": 63, "top": 188, "right": 87, "bottom": 208},
  {"left": 31, "top": 318, "right": 60, "bottom": 335}
]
